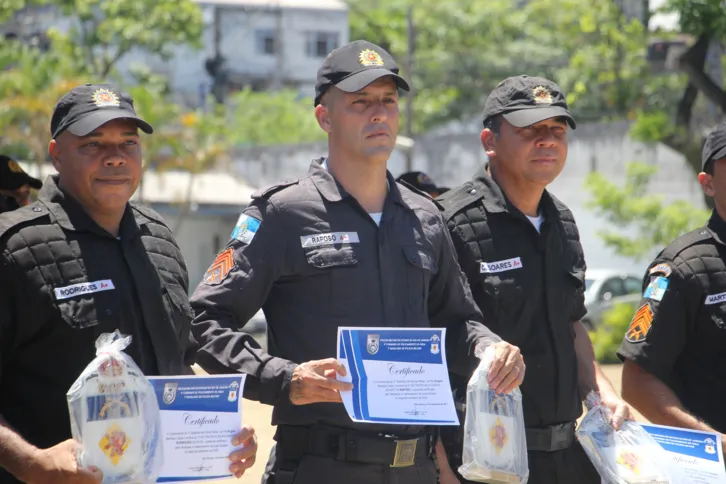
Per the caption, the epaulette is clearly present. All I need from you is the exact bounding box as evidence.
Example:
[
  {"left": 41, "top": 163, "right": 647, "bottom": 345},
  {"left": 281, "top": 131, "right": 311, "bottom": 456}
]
[
  {"left": 0, "top": 203, "right": 50, "bottom": 242},
  {"left": 660, "top": 227, "right": 714, "bottom": 260},
  {"left": 435, "top": 181, "right": 483, "bottom": 220},
  {"left": 251, "top": 179, "right": 299, "bottom": 199},
  {"left": 397, "top": 180, "right": 444, "bottom": 211}
]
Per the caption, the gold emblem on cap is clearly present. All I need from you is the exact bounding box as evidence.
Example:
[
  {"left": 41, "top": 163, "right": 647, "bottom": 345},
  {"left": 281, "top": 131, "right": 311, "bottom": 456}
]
[
  {"left": 7, "top": 160, "right": 23, "bottom": 173},
  {"left": 359, "top": 49, "right": 384, "bottom": 67},
  {"left": 92, "top": 88, "right": 120, "bottom": 108},
  {"left": 532, "top": 86, "right": 553, "bottom": 105}
]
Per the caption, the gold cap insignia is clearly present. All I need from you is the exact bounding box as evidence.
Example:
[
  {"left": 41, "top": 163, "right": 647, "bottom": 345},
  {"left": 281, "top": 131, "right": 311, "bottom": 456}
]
[
  {"left": 533, "top": 86, "right": 553, "bottom": 105},
  {"left": 93, "top": 88, "right": 120, "bottom": 108},
  {"left": 7, "top": 160, "right": 23, "bottom": 173},
  {"left": 359, "top": 49, "right": 384, "bottom": 67}
]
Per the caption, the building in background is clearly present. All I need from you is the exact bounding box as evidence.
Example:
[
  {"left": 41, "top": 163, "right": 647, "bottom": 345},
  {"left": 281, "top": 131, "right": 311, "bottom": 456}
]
[{"left": 1, "top": 0, "right": 349, "bottom": 106}]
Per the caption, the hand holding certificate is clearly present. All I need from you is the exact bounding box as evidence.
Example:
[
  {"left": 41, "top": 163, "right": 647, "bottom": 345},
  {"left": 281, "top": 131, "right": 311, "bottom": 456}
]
[
  {"left": 336, "top": 327, "right": 459, "bottom": 425},
  {"left": 148, "top": 374, "right": 252, "bottom": 483}
]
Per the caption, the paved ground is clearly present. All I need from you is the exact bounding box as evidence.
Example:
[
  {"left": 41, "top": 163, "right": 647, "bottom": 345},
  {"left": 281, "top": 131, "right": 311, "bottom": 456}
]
[{"left": 198, "top": 364, "right": 630, "bottom": 484}]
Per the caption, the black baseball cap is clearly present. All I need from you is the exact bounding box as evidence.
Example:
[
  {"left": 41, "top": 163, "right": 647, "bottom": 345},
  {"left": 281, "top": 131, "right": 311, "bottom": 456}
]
[
  {"left": 702, "top": 122, "right": 726, "bottom": 171},
  {"left": 482, "top": 75, "right": 576, "bottom": 129},
  {"left": 314, "top": 40, "right": 410, "bottom": 106},
  {"left": 50, "top": 83, "right": 153, "bottom": 139},
  {"left": 0, "top": 155, "right": 42, "bottom": 190},
  {"left": 396, "top": 171, "right": 449, "bottom": 195}
]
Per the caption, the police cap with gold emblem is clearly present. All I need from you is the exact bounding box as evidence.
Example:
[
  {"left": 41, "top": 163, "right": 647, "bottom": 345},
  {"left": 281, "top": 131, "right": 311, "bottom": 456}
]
[
  {"left": 50, "top": 83, "right": 153, "bottom": 139},
  {"left": 0, "top": 154, "right": 42, "bottom": 190},
  {"left": 482, "top": 75, "right": 576, "bottom": 129},
  {"left": 314, "top": 40, "right": 410, "bottom": 106},
  {"left": 701, "top": 122, "right": 726, "bottom": 171}
]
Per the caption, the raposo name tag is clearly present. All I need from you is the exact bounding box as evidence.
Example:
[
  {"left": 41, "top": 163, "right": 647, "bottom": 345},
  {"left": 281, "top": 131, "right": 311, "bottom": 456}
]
[{"left": 300, "top": 232, "right": 359, "bottom": 247}]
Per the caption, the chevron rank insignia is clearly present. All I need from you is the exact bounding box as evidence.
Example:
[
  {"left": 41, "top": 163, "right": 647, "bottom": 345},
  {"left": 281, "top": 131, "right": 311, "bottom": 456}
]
[
  {"left": 626, "top": 304, "right": 653, "bottom": 343},
  {"left": 203, "top": 248, "right": 235, "bottom": 285}
]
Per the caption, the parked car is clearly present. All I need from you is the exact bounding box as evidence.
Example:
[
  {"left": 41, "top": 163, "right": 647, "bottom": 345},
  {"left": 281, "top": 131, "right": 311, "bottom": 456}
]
[{"left": 581, "top": 269, "right": 643, "bottom": 330}]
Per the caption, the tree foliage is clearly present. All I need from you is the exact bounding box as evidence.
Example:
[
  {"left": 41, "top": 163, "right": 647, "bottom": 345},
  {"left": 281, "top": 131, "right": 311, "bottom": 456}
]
[{"left": 585, "top": 162, "right": 710, "bottom": 261}]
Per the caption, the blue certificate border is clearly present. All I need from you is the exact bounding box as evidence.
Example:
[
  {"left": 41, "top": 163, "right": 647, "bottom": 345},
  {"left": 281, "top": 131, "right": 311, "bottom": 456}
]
[{"left": 341, "top": 328, "right": 457, "bottom": 424}]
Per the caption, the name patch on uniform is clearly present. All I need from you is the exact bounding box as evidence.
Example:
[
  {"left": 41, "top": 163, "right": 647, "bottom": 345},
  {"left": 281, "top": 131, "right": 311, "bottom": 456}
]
[
  {"left": 643, "top": 276, "right": 669, "bottom": 302},
  {"left": 300, "top": 232, "right": 359, "bottom": 247},
  {"left": 705, "top": 292, "right": 726, "bottom": 305},
  {"left": 54, "top": 280, "right": 115, "bottom": 301},
  {"left": 480, "top": 257, "right": 523, "bottom": 274},
  {"left": 231, "top": 214, "right": 261, "bottom": 245}
]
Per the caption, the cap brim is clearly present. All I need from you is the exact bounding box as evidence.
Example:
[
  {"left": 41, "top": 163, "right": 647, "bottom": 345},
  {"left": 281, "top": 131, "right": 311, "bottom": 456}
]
[
  {"left": 24, "top": 174, "right": 43, "bottom": 190},
  {"left": 0, "top": 173, "right": 43, "bottom": 191},
  {"left": 335, "top": 68, "right": 410, "bottom": 94},
  {"left": 66, "top": 109, "right": 154, "bottom": 137},
  {"left": 502, "top": 106, "right": 576, "bottom": 129}
]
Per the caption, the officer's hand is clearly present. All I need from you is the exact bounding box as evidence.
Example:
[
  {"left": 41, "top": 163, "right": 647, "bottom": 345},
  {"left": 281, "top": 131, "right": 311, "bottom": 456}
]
[
  {"left": 24, "top": 439, "right": 103, "bottom": 484},
  {"left": 486, "top": 342, "right": 525, "bottom": 394},
  {"left": 228, "top": 424, "right": 257, "bottom": 478},
  {"left": 290, "top": 358, "right": 354, "bottom": 405},
  {"left": 600, "top": 395, "right": 632, "bottom": 430}
]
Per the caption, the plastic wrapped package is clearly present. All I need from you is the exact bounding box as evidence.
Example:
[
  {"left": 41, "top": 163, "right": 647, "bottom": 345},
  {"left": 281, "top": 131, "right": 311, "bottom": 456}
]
[
  {"left": 576, "top": 392, "right": 672, "bottom": 484},
  {"left": 459, "top": 345, "right": 529, "bottom": 484},
  {"left": 67, "top": 331, "right": 163, "bottom": 484}
]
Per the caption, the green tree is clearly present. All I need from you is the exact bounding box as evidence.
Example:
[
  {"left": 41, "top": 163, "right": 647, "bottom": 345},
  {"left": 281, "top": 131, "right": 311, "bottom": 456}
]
[
  {"left": 585, "top": 161, "right": 710, "bottom": 261},
  {"left": 0, "top": 42, "right": 85, "bottom": 173},
  {"left": 631, "top": 0, "right": 726, "bottom": 181},
  {"left": 52, "top": 0, "right": 203, "bottom": 79},
  {"left": 528, "top": 0, "right": 686, "bottom": 122},
  {"left": 227, "top": 88, "right": 325, "bottom": 146}
]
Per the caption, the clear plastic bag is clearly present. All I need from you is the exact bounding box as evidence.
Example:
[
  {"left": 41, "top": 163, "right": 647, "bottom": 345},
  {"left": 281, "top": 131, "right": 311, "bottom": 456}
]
[
  {"left": 459, "top": 344, "right": 529, "bottom": 483},
  {"left": 576, "top": 392, "right": 672, "bottom": 484},
  {"left": 67, "top": 331, "right": 163, "bottom": 484}
]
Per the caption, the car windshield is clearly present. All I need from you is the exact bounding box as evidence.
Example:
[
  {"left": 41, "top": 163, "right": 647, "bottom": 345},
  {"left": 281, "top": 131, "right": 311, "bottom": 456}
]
[{"left": 585, "top": 279, "right": 594, "bottom": 292}]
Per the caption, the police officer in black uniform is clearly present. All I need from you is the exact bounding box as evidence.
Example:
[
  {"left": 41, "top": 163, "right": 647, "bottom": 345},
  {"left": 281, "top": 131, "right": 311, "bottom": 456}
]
[
  {"left": 435, "top": 76, "right": 631, "bottom": 484},
  {"left": 619, "top": 122, "right": 726, "bottom": 455},
  {"left": 189, "top": 41, "right": 525, "bottom": 484},
  {"left": 0, "top": 154, "right": 43, "bottom": 213},
  {"left": 0, "top": 84, "right": 256, "bottom": 483}
]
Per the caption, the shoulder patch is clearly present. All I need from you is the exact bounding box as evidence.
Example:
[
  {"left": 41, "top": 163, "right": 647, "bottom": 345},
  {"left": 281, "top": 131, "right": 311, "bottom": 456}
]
[
  {"left": 203, "top": 248, "right": 236, "bottom": 285},
  {"left": 231, "top": 213, "right": 261, "bottom": 244},
  {"left": 625, "top": 304, "right": 653, "bottom": 343},
  {"left": 251, "top": 179, "right": 298, "bottom": 200},
  {"left": 648, "top": 263, "right": 672, "bottom": 278},
  {"left": 0, "top": 203, "right": 49, "bottom": 242}
]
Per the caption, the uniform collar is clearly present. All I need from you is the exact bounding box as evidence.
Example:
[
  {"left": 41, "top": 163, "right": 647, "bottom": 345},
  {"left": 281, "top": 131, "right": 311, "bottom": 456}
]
[
  {"left": 38, "top": 174, "right": 140, "bottom": 239},
  {"left": 308, "top": 158, "right": 410, "bottom": 210},
  {"left": 707, "top": 210, "right": 726, "bottom": 245},
  {"left": 472, "top": 165, "right": 559, "bottom": 219}
]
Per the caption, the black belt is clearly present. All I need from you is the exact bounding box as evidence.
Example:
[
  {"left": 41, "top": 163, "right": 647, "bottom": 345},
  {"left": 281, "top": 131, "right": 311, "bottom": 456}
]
[
  {"left": 276, "top": 424, "right": 434, "bottom": 468},
  {"left": 525, "top": 422, "right": 575, "bottom": 452}
]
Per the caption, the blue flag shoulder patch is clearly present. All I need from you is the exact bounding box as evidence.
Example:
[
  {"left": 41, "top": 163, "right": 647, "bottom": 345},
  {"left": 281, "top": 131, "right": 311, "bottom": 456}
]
[
  {"left": 231, "top": 214, "right": 261, "bottom": 245},
  {"left": 644, "top": 276, "right": 669, "bottom": 302}
]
